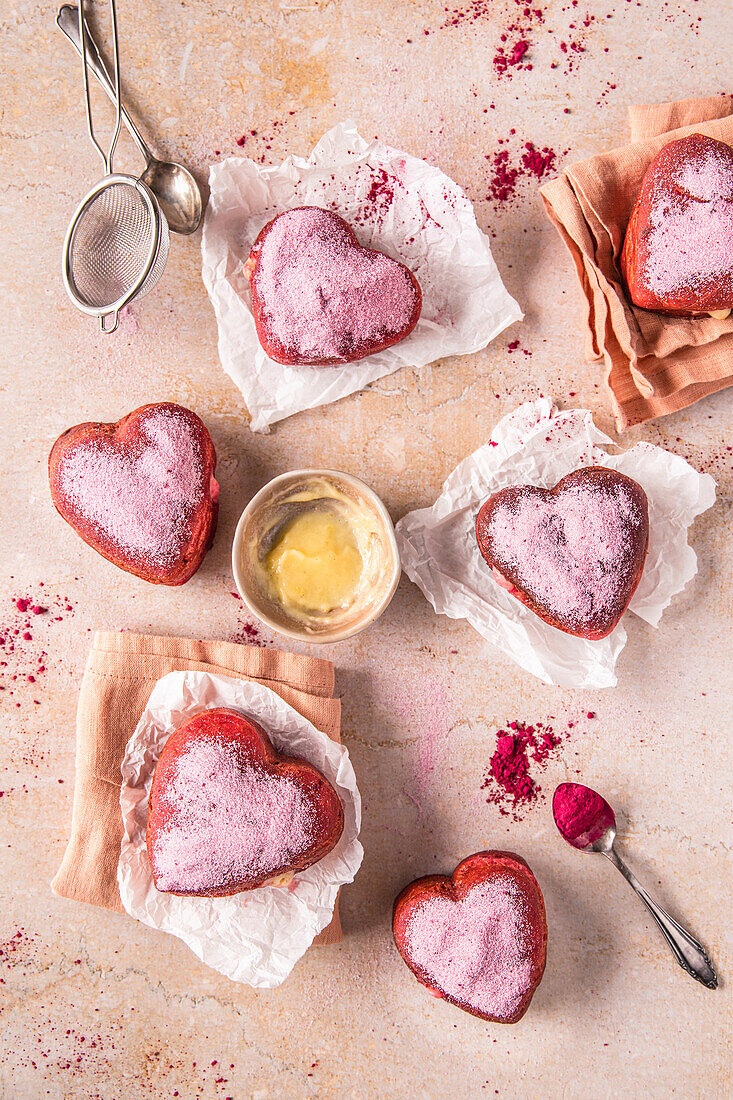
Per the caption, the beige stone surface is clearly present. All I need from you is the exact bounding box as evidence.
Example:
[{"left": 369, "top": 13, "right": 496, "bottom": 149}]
[{"left": 1, "top": 0, "right": 731, "bottom": 1097}]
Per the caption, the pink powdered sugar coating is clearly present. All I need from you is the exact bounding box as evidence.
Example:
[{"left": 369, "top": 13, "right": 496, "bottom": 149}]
[
  {"left": 405, "top": 878, "right": 533, "bottom": 1020},
  {"left": 645, "top": 139, "right": 733, "bottom": 299},
  {"left": 486, "top": 480, "right": 643, "bottom": 627},
  {"left": 57, "top": 406, "right": 206, "bottom": 567},
  {"left": 253, "top": 207, "right": 419, "bottom": 362},
  {"left": 151, "top": 738, "right": 316, "bottom": 893}
]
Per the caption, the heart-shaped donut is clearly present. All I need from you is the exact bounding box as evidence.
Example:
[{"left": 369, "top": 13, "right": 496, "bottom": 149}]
[
  {"left": 475, "top": 466, "right": 649, "bottom": 640},
  {"left": 393, "top": 851, "right": 547, "bottom": 1024},
  {"left": 146, "top": 708, "right": 344, "bottom": 897},
  {"left": 621, "top": 133, "right": 733, "bottom": 316},
  {"left": 245, "top": 206, "right": 422, "bottom": 366},
  {"left": 49, "top": 402, "right": 219, "bottom": 585}
]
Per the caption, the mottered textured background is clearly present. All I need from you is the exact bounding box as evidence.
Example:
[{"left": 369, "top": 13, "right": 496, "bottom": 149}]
[{"left": 1, "top": 0, "right": 731, "bottom": 1097}]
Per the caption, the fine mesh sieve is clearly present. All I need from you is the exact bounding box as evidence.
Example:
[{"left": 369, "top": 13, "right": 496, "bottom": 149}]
[{"left": 61, "top": 0, "right": 169, "bottom": 333}]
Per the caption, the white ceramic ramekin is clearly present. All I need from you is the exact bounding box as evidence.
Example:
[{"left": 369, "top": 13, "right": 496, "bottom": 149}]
[{"left": 231, "top": 469, "right": 401, "bottom": 644}]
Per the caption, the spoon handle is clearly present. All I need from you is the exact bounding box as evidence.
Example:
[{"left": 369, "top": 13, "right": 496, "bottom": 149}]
[
  {"left": 56, "top": 4, "right": 154, "bottom": 166},
  {"left": 604, "top": 846, "right": 717, "bottom": 989}
]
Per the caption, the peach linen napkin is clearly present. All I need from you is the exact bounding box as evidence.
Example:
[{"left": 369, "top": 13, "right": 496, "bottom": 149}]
[
  {"left": 51, "top": 631, "right": 344, "bottom": 945},
  {"left": 541, "top": 95, "right": 733, "bottom": 429}
]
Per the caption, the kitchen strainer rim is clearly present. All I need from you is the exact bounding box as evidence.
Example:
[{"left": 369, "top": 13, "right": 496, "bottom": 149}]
[{"left": 62, "top": 171, "right": 163, "bottom": 318}]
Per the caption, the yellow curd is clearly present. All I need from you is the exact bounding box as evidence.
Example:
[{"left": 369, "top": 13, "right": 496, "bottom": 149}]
[{"left": 264, "top": 508, "right": 364, "bottom": 615}]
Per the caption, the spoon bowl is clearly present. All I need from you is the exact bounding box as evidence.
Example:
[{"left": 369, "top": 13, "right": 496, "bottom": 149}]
[
  {"left": 552, "top": 781, "right": 616, "bottom": 852},
  {"left": 141, "top": 159, "right": 202, "bottom": 236}
]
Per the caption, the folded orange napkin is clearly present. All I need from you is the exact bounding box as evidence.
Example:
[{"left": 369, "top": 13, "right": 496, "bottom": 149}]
[
  {"left": 541, "top": 95, "right": 733, "bottom": 429},
  {"left": 51, "top": 631, "right": 344, "bottom": 944}
]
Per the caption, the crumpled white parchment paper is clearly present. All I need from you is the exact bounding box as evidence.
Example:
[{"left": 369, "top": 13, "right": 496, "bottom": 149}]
[
  {"left": 201, "top": 122, "right": 522, "bottom": 431},
  {"left": 118, "top": 670, "right": 363, "bottom": 987},
  {"left": 395, "top": 399, "right": 716, "bottom": 689}
]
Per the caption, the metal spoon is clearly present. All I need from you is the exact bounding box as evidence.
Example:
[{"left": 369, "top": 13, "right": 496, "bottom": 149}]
[
  {"left": 57, "top": 4, "right": 202, "bottom": 235},
  {"left": 553, "top": 783, "right": 718, "bottom": 989}
]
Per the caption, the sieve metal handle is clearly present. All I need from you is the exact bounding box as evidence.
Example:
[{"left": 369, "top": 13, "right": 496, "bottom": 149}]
[
  {"left": 101, "top": 310, "right": 119, "bottom": 334},
  {"left": 78, "top": 0, "right": 122, "bottom": 174},
  {"left": 57, "top": 5, "right": 154, "bottom": 170}
]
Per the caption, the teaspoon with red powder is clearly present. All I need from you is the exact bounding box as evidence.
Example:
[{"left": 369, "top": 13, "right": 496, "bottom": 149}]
[{"left": 553, "top": 782, "right": 717, "bottom": 990}]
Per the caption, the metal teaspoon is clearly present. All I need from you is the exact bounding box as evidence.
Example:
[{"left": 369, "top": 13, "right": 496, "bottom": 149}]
[
  {"left": 553, "top": 782, "right": 718, "bottom": 989},
  {"left": 57, "top": 4, "right": 203, "bottom": 235}
]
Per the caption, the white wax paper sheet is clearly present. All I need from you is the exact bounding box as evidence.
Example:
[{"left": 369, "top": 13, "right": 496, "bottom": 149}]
[
  {"left": 118, "top": 671, "right": 363, "bottom": 987},
  {"left": 395, "top": 400, "right": 716, "bottom": 689},
  {"left": 201, "top": 122, "right": 522, "bottom": 431}
]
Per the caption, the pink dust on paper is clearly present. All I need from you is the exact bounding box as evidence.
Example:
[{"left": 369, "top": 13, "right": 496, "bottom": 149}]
[
  {"left": 484, "top": 480, "right": 643, "bottom": 628},
  {"left": 345, "top": 162, "right": 448, "bottom": 236},
  {"left": 151, "top": 739, "right": 316, "bottom": 893},
  {"left": 404, "top": 877, "right": 533, "bottom": 1021},
  {"left": 251, "top": 207, "right": 419, "bottom": 363},
  {"left": 644, "top": 138, "right": 733, "bottom": 300},
  {"left": 56, "top": 406, "right": 207, "bottom": 569}
]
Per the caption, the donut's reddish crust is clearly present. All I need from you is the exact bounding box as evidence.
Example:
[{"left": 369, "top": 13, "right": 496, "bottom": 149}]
[
  {"left": 620, "top": 133, "right": 733, "bottom": 316},
  {"left": 392, "top": 851, "right": 547, "bottom": 1024},
  {"left": 475, "top": 466, "right": 649, "bottom": 640},
  {"left": 244, "top": 206, "right": 422, "bottom": 365},
  {"left": 48, "top": 402, "right": 219, "bottom": 586},
  {"left": 146, "top": 708, "right": 344, "bottom": 898}
]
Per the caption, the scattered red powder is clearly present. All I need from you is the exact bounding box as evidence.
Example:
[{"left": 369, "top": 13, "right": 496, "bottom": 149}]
[
  {"left": 0, "top": 591, "right": 75, "bottom": 704},
  {"left": 493, "top": 37, "right": 532, "bottom": 77},
  {"left": 521, "top": 142, "right": 556, "bottom": 178},
  {"left": 233, "top": 621, "right": 267, "bottom": 647},
  {"left": 507, "top": 338, "right": 533, "bottom": 357},
  {"left": 666, "top": 437, "right": 733, "bottom": 478},
  {"left": 232, "top": 114, "right": 296, "bottom": 162},
  {"left": 1, "top": 985, "right": 241, "bottom": 1096},
  {"left": 481, "top": 719, "right": 566, "bottom": 819},
  {"left": 230, "top": 590, "right": 268, "bottom": 647},
  {"left": 486, "top": 138, "right": 561, "bottom": 207},
  {"left": 440, "top": 0, "right": 497, "bottom": 29},
  {"left": 596, "top": 79, "right": 618, "bottom": 108},
  {"left": 491, "top": 4, "right": 544, "bottom": 77},
  {"left": 487, "top": 149, "right": 519, "bottom": 203},
  {"left": 0, "top": 929, "right": 38, "bottom": 972},
  {"left": 420, "top": 0, "right": 605, "bottom": 80}
]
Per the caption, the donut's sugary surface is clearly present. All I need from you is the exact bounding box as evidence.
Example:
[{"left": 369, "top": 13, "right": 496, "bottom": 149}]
[
  {"left": 475, "top": 466, "right": 649, "bottom": 640},
  {"left": 146, "top": 708, "right": 345, "bottom": 897},
  {"left": 245, "top": 206, "right": 422, "bottom": 366},
  {"left": 621, "top": 133, "right": 733, "bottom": 315},
  {"left": 393, "top": 851, "right": 547, "bottom": 1024},
  {"left": 49, "top": 402, "right": 219, "bottom": 585}
]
